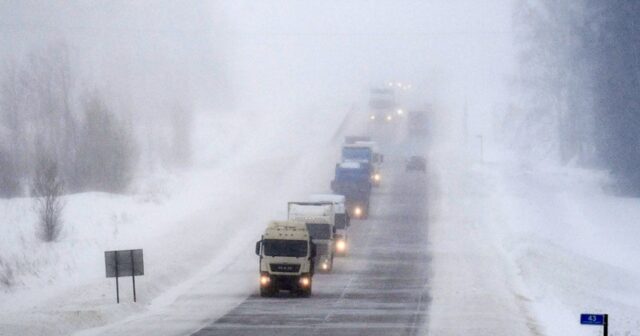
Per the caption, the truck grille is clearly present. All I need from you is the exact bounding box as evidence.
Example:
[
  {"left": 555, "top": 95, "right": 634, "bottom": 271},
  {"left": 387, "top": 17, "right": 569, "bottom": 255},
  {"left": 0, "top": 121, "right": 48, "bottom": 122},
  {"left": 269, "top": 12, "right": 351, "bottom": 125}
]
[{"left": 270, "top": 263, "right": 301, "bottom": 273}]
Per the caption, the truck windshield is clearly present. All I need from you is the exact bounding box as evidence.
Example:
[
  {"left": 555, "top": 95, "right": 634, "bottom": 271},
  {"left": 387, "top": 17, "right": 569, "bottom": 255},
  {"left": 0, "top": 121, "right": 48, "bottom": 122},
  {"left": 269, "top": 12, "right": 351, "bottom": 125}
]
[
  {"left": 336, "top": 169, "right": 370, "bottom": 182},
  {"left": 262, "top": 239, "right": 308, "bottom": 257},
  {"left": 306, "top": 223, "right": 332, "bottom": 240},
  {"left": 342, "top": 147, "right": 372, "bottom": 161}
]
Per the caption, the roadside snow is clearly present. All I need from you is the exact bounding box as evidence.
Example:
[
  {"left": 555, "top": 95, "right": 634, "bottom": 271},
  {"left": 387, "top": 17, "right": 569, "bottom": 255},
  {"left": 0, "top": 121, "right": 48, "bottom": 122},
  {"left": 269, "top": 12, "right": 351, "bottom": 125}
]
[
  {"left": 426, "top": 143, "right": 640, "bottom": 336},
  {"left": 0, "top": 107, "right": 355, "bottom": 335},
  {"left": 426, "top": 147, "right": 539, "bottom": 336},
  {"left": 491, "top": 160, "right": 640, "bottom": 335}
]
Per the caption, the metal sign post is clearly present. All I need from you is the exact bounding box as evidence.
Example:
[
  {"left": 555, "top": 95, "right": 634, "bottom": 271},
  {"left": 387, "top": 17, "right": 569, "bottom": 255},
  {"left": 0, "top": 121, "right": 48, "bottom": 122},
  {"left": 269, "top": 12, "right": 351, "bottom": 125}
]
[
  {"left": 130, "top": 251, "right": 136, "bottom": 302},
  {"left": 580, "top": 313, "right": 608, "bottom": 336},
  {"left": 105, "top": 249, "right": 144, "bottom": 303},
  {"left": 115, "top": 255, "right": 119, "bottom": 303}
]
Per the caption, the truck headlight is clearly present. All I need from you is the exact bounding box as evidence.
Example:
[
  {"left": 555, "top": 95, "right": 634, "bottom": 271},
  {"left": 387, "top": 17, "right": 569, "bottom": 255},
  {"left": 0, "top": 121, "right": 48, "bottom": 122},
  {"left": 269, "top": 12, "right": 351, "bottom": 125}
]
[
  {"left": 370, "top": 115, "right": 376, "bottom": 120},
  {"left": 354, "top": 206, "right": 362, "bottom": 217},
  {"left": 386, "top": 115, "right": 392, "bottom": 121},
  {"left": 260, "top": 275, "right": 270, "bottom": 286},
  {"left": 373, "top": 173, "right": 381, "bottom": 182},
  {"left": 299, "top": 277, "right": 310, "bottom": 287},
  {"left": 321, "top": 262, "right": 329, "bottom": 270},
  {"left": 336, "top": 239, "right": 346, "bottom": 252}
]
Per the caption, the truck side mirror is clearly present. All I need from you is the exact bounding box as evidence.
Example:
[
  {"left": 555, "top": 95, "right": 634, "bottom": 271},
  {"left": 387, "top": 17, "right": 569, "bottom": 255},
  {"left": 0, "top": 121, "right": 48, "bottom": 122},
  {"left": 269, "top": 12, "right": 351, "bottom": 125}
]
[
  {"left": 255, "top": 241, "right": 261, "bottom": 256},
  {"left": 332, "top": 226, "right": 336, "bottom": 234},
  {"left": 380, "top": 154, "right": 384, "bottom": 163},
  {"left": 330, "top": 180, "right": 336, "bottom": 191}
]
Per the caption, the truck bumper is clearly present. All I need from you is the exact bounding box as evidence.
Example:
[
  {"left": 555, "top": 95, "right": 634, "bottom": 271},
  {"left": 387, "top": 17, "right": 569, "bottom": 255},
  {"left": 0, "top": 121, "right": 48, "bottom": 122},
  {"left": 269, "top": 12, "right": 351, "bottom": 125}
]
[{"left": 261, "top": 272, "right": 312, "bottom": 291}]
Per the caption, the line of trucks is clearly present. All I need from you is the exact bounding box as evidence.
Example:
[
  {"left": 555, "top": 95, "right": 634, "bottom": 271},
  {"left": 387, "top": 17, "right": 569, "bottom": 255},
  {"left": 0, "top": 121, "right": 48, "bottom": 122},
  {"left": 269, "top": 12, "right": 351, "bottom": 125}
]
[{"left": 254, "top": 136, "right": 383, "bottom": 297}]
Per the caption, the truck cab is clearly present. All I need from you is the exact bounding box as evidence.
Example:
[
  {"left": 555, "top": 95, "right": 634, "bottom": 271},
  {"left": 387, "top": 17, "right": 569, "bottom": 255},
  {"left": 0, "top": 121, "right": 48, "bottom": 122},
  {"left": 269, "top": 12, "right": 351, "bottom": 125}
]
[
  {"left": 331, "top": 161, "right": 372, "bottom": 219},
  {"left": 354, "top": 140, "right": 383, "bottom": 186},
  {"left": 255, "top": 221, "right": 316, "bottom": 297},
  {"left": 341, "top": 143, "right": 383, "bottom": 187},
  {"left": 288, "top": 202, "right": 336, "bottom": 272},
  {"left": 309, "top": 194, "right": 350, "bottom": 256},
  {"left": 368, "top": 87, "right": 396, "bottom": 122}
]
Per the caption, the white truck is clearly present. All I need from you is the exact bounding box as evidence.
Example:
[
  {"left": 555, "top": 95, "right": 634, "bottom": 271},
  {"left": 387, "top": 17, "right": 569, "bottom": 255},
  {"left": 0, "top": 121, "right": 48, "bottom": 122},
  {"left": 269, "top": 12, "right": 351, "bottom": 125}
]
[
  {"left": 287, "top": 202, "right": 336, "bottom": 272},
  {"left": 309, "top": 194, "right": 350, "bottom": 256},
  {"left": 255, "top": 220, "right": 316, "bottom": 297}
]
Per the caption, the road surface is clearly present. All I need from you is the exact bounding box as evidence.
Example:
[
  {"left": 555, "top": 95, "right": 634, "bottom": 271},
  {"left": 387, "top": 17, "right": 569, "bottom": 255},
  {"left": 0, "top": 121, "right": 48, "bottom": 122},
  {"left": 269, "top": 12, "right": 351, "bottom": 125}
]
[{"left": 193, "top": 143, "right": 431, "bottom": 336}]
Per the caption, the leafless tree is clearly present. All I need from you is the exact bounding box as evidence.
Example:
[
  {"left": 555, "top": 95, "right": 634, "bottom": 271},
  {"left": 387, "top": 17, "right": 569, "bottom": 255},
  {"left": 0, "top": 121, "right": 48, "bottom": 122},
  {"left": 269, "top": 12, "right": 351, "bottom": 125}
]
[
  {"left": 32, "top": 153, "right": 64, "bottom": 242},
  {"left": 77, "top": 93, "right": 136, "bottom": 192}
]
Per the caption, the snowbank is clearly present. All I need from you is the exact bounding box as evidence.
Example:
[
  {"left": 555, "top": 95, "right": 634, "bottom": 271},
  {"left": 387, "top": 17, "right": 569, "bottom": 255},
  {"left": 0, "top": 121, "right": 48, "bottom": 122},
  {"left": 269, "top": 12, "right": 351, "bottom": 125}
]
[
  {"left": 426, "top": 143, "right": 640, "bottom": 335},
  {"left": 0, "top": 107, "right": 356, "bottom": 335},
  {"left": 489, "top": 160, "right": 640, "bottom": 335},
  {"left": 426, "top": 147, "right": 539, "bottom": 336}
]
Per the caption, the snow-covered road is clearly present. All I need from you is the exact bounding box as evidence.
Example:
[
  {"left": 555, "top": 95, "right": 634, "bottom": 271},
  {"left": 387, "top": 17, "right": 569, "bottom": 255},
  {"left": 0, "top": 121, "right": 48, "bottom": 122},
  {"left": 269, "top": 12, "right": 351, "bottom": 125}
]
[
  {"left": 190, "top": 144, "right": 430, "bottom": 336},
  {"left": 4, "top": 110, "right": 640, "bottom": 336}
]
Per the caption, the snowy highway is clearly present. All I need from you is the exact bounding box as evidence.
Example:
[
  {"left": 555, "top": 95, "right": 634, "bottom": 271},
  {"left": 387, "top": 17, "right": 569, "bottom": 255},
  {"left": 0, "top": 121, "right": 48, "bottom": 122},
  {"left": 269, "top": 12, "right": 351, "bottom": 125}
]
[
  {"left": 193, "top": 143, "right": 431, "bottom": 336},
  {"left": 6, "top": 2, "right": 640, "bottom": 335}
]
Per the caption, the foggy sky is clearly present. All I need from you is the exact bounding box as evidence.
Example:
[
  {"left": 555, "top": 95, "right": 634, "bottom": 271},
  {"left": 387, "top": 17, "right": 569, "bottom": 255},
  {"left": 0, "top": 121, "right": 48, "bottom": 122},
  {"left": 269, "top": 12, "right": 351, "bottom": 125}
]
[{"left": 1, "top": 1, "right": 515, "bottom": 143}]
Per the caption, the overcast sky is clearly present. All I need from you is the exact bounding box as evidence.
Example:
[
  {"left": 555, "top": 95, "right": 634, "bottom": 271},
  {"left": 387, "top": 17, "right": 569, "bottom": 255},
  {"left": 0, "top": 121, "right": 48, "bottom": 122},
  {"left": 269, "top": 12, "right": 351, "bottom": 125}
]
[{"left": 1, "top": 1, "right": 515, "bottom": 135}]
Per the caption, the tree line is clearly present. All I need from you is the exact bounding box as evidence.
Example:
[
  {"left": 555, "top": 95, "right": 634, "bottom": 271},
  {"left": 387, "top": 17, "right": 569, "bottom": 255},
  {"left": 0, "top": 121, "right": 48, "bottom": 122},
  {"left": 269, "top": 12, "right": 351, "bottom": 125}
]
[
  {"left": 512, "top": 1, "right": 640, "bottom": 194},
  {"left": 0, "top": 43, "right": 136, "bottom": 198}
]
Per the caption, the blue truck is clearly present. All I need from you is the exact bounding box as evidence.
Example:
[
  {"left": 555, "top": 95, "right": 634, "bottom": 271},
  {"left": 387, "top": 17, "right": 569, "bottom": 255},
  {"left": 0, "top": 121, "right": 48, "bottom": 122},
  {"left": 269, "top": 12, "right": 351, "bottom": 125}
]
[
  {"left": 341, "top": 142, "right": 383, "bottom": 187},
  {"left": 330, "top": 161, "right": 372, "bottom": 219}
]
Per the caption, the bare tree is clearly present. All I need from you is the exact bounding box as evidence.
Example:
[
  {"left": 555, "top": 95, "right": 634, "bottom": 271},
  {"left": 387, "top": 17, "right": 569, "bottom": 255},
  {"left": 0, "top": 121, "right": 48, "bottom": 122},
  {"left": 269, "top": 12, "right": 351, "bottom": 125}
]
[
  {"left": 32, "top": 153, "right": 64, "bottom": 242},
  {"left": 0, "top": 59, "right": 29, "bottom": 197},
  {"left": 77, "top": 93, "right": 136, "bottom": 192}
]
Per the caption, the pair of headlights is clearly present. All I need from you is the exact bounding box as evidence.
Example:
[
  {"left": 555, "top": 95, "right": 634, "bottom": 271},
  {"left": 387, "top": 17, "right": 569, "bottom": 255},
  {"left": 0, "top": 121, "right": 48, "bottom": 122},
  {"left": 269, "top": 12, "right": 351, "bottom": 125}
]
[
  {"left": 370, "top": 115, "right": 394, "bottom": 121},
  {"left": 260, "top": 275, "right": 310, "bottom": 287}
]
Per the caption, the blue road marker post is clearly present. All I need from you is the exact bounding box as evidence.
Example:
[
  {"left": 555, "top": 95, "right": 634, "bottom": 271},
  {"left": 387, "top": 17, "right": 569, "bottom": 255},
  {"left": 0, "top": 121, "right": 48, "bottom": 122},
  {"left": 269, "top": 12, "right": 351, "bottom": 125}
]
[{"left": 580, "top": 314, "right": 608, "bottom": 336}]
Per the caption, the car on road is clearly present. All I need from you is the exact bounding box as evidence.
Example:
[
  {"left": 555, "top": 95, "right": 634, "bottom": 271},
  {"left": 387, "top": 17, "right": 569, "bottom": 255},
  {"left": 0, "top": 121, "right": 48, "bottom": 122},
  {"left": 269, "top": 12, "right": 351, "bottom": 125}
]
[{"left": 405, "top": 156, "right": 426, "bottom": 172}]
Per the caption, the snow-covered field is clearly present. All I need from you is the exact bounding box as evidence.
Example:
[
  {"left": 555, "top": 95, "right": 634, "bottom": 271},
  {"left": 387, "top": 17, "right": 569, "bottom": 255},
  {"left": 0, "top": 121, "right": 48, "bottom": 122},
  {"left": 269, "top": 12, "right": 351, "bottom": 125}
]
[
  {"left": 427, "top": 140, "right": 640, "bottom": 336},
  {"left": 3, "top": 102, "right": 640, "bottom": 336},
  {"left": 0, "top": 108, "right": 353, "bottom": 336}
]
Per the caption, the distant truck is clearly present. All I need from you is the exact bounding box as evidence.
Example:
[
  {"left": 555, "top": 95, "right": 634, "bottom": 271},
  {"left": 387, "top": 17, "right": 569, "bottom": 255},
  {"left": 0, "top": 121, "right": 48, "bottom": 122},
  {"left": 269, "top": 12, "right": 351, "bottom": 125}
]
[
  {"left": 354, "top": 140, "right": 384, "bottom": 186},
  {"left": 368, "top": 88, "right": 396, "bottom": 122},
  {"left": 255, "top": 221, "right": 316, "bottom": 297},
  {"left": 331, "top": 162, "right": 372, "bottom": 219},
  {"left": 342, "top": 142, "right": 383, "bottom": 186},
  {"left": 309, "top": 194, "right": 350, "bottom": 256},
  {"left": 287, "top": 202, "right": 336, "bottom": 272}
]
